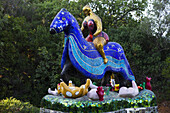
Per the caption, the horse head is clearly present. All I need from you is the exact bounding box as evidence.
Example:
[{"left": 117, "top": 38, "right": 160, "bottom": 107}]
[{"left": 50, "top": 8, "right": 71, "bottom": 34}]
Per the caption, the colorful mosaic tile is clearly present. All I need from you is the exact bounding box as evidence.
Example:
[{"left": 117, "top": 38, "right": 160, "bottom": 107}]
[{"left": 41, "top": 89, "right": 157, "bottom": 112}]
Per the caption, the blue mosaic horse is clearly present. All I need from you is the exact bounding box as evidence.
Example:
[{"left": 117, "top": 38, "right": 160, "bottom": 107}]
[{"left": 50, "top": 8, "right": 135, "bottom": 83}]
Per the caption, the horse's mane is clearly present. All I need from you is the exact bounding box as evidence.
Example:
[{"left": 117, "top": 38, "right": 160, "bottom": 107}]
[{"left": 59, "top": 8, "right": 95, "bottom": 50}]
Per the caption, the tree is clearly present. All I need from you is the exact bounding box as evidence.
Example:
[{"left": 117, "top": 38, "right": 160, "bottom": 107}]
[
  {"left": 146, "top": 0, "right": 170, "bottom": 38},
  {"left": 88, "top": 0, "right": 147, "bottom": 28},
  {"left": 162, "top": 57, "right": 170, "bottom": 100},
  {"left": 1, "top": 0, "right": 169, "bottom": 107}
]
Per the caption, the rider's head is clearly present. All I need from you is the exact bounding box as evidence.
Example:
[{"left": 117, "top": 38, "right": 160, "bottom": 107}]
[{"left": 83, "top": 5, "right": 92, "bottom": 16}]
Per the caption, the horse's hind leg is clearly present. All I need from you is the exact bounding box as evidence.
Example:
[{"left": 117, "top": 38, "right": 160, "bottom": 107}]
[{"left": 116, "top": 73, "right": 131, "bottom": 87}]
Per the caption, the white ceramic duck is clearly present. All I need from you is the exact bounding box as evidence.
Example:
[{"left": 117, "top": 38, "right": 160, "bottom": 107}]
[
  {"left": 118, "top": 81, "right": 139, "bottom": 98},
  {"left": 87, "top": 79, "right": 99, "bottom": 100},
  {"left": 48, "top": 88, "right": 58, "bottom": 95}
]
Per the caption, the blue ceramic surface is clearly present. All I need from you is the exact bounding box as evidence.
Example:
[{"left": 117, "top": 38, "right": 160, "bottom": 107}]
[{"left": 50, "top": 8, "right": 135, "bottom": 81}]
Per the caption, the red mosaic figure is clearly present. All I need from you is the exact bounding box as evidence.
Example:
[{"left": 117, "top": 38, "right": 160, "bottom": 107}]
[
  {"left": 96, "top": 86, "right": 104, "bottom": 101},
  {"left": 146, "top": 77, "right": 152, "bottom": 90}
]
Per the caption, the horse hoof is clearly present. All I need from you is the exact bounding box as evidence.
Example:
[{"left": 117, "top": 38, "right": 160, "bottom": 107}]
[{"left": 104, "top": 58, "right": 108, "bottom": 64}]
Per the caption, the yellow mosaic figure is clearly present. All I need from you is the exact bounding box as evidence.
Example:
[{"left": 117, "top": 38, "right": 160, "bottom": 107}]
[
  {"left": 57, "top": 79, "right": 90, "bottom": 98},
  {"left": 81, "top": 5, "right": 109, "bottom": 64}
]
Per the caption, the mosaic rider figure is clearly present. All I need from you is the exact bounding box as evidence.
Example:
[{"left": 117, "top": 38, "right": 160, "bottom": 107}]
[{"left": 81, "top": 5, "right": 109, "bottom": 64}]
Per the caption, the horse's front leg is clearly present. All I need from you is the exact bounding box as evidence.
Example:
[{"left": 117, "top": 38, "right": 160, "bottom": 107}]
[{"left": 60, "top": 59, "right": 72, "bottom": 83}]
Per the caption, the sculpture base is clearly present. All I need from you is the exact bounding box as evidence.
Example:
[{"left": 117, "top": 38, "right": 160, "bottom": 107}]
[
  {"left": 40, "top": 89, "right": 157, "bottom": 112},
  {"left": 40, "top": 106, "right": 158, "bottom": 113}
]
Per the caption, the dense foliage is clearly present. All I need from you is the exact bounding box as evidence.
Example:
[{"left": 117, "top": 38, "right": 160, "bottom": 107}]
[
  {"left": 0, "top": 97, "right": 39, "bottom": 113},
  {"left": 0, "top": 0, "right": 169, "bottom": 108}
]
